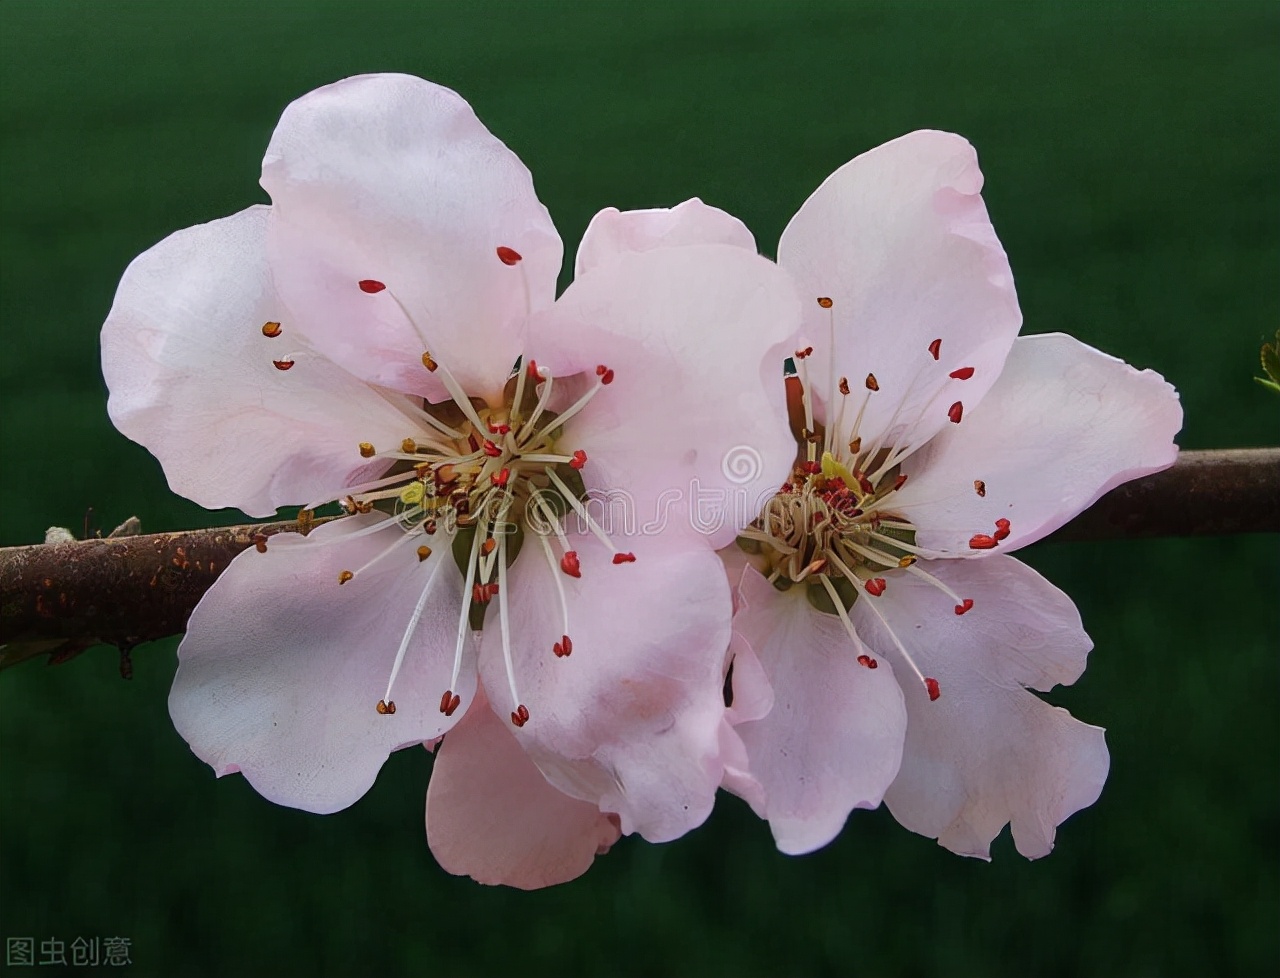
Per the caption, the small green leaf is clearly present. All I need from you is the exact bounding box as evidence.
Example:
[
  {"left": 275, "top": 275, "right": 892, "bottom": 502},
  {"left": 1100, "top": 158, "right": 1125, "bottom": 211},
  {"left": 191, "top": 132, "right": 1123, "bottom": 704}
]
[{"left": 1256, "top": 329, "right": 1280, "bottom": 395}]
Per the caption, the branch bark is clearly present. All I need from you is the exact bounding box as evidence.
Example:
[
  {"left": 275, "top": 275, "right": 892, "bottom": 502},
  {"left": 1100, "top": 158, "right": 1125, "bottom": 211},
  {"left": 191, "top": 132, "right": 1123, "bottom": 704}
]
[{"left": 1, "top": 448, "right": 1276, "bottom": 670}]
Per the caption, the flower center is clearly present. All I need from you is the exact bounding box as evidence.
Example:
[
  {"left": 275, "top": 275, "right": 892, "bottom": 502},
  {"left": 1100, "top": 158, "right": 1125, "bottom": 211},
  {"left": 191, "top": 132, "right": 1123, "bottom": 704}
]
[
  {"left": 260, "top": 249, "right": 635, "bottom": 728},
  {"left": 735, "top": 295, "right": 1012, "bottom": 703}
]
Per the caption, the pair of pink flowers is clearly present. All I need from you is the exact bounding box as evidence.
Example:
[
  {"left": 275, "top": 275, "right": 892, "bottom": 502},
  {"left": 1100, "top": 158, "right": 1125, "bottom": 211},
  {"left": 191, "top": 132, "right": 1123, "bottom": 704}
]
[{"left": 101, "top": 73, "right": 1181, "bottom": 888}]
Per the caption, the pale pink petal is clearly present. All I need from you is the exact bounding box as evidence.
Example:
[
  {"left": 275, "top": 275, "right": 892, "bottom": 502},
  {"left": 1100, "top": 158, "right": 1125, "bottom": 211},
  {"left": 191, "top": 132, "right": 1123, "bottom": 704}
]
[
  {"left": 260, "top": 73, "right": 562, "bottom": 405},
  {"left": 535, "top": 243, "right": 802, "bottom": 551},
  {"left": 891, "top": 333, "right": 1183, "bottom": 554},
  {"left": 730, "top": 567, "right": 907, "bottom": 855},
  {"left": 778, "top": 130, "right": 1021, "bottom": 453},
  {"left": 851, "top": 554, "right": 1109, "bottom": 858},
  {"left": 718, "top": 628, "right": 773, "bottom": 815},
  {"left": 724, "top": 627, "right": 773, "bottom": 727},
  {"left": 170, "top": 515, "right": 473, "bottom": 814},
  {"left": 426, "top": 684, "right": 621, "bottom": 889},
  {"left": 101, "top": 206, "right": 415, "bottom": 517},
  {"left": 574, "top": 198, "right": 756, "bottom": 278},
  {"left": 478, "top": 534, "right": 730, "bottom": 843}
]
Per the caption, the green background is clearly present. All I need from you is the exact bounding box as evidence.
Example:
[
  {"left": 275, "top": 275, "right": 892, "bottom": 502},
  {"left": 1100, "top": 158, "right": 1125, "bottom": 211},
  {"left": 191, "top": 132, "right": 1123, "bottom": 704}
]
[{"left": 1, "top": 1, "right": 1276, "bottom": 975}]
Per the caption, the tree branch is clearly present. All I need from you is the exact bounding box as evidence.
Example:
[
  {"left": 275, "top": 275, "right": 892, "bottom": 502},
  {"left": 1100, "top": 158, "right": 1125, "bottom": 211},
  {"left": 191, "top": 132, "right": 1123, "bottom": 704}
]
[{"left": 1, "top": 448, "right": 1276, "bottom": 670}]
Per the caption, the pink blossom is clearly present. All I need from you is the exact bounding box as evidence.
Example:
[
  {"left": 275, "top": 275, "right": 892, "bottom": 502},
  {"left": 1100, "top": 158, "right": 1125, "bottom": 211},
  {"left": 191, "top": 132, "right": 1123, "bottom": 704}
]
[
  {"left": 720, "top": 131, "right": 1183, "bottom": 857},
  {"left": 101, "top": 74, "right": 802, "bottom": 888}
]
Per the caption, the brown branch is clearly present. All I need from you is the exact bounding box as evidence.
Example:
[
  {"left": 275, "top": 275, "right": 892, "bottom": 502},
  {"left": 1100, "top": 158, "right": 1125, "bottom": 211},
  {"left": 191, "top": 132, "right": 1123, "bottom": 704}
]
[
  {"left": 1050, "top": 447, "right": 1279, "bottom": 540},
  {"left": 0, "top": 517, "right": 334, "bottom": 671},
  {"left": 1, "top": 449, "right": 1276, "bottom": 670}
]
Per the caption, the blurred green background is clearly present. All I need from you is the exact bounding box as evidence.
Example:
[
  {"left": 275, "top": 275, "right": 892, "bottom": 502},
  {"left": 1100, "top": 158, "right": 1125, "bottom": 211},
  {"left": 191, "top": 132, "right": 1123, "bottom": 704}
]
[{"left": 1, "top": 1, "right": 1276, "bottom": 975}]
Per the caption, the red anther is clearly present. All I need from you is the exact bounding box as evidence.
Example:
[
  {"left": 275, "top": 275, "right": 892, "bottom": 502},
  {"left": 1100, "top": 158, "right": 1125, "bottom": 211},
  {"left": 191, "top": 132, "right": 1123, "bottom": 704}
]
[
  {"left": 526, "top": 358, "right": 540, "bottom": 379},
  {"left": 795, "top": 346, "right": 814, "bottom": 359},
  {"left": 487, "top": 421, "right": 511, "bottom": 435},
  {"left": 865, "top": 577, "right": 887, "bottom": 596},
  {"left": 968, "top": 533, "right": 998, "bottom": 549},
  {"left": 954, "top": 598, "right": 974, "bottom": 615},
  {"left": 801, "top": 460, "right": 822, "bottom": 475},
  {"left": 553, "top": 635, "right": 573, "bottom": 658},
  {"left": 893, "top": 473, "right": 909, "bottom": 491},
  {"left": 376, "top": 699, "right": 397, "bottom": 715},
  {"left": 482, "top": 439, "right": 502, "bottom": 457},
  {"left": 560, "top": 551, "right": 582, "bottom": 578},
  {"left": 438, "top": 690, "right": 452, "bottom": 713},
  {"left": 993, "top": 517, "right": 1011, "bottom": 541},
  {"left": 570, "top": 449, "right": 588, "bottom": 469},
  {"left": 358, "top": 279, "right": 386, "bottom": 293},
  {"left": 272, "top": 358, "right": 295, "bottom": 371},
  {"left": 924, "top": 677, "right": 941, "bottom": 701},
  {"left": 446, "top": 693, "right": 461, "bottom": 716},
  {"left": 856, "top": 654, "right": 875, "bottom": 668},
  {"left": 595, "top": 364, "right": 615, "bottom": 384},
  {"left": 995, "top": 517, "right": 1011, "bottom": 530},
  {"left": 949, "top": 366, "right": 975, "bottom": 380},
  {"left": 252, "top": 532, "right": 269, "bottom": 554},
  {"left": 490, "top": 467, "right": 510, "bottom": 487},
  {"left": 612, "top": 552, "right": 636, "bottom": 565},
  {"left": 973, "top": 479, "right": 987, "bottom": 497},
  {"left": 928, "top": 338, "right": 942, "bottom": 360},
  {"left": 780, "top": 482, "right": 794, "bottom": 493},
  {"left": 511, "top": 704, "right": 530, "bottom": 727},
  {"left": 947, "top": 401, "right": 964, "bottom": 424},
  {"left": 817, "top": 297, "right": 833, "bottom": 309},
  {"left": 496, "top": 246, "right": 523, "bottom": 265},
  {"left": 424, "top": 519, "right": 437, "bottom": 535},
  {"left": 855, "top": 471, "right": 875, "bottom": 495},
  {"left": 865, "top": 373, "right": 880, "bottom": 391},
  {"left": 472, "top": 583, "right": 487, "bottom": 604},
  {"left": 838, "top": 377, "right": 851, "bottom": 396}
]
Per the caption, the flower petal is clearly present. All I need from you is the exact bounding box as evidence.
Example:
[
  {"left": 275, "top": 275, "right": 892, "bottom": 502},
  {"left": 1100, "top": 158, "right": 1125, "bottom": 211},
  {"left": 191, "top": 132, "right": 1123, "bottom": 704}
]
[
  {"left": 101, "top": 206, "right": 414, "bottom": 517},
  {"left": 426, "top": 684, "right": 621, "bottom": 890},
  {"left": 574, "top": 198, "right": 756, "bottom": 278},
  {"left": 478, "top": 534, "right": 731, "bottom": 843},
  {"left": 260, "top": 73, "right": 562, "bottom": 404},
  {"left": 778, "top": 130, "right": 1022, "bottom": 453},
  {"left": 730, "top": 567, "right": 907, "bottom": 855},
  {"left": 536, "top": 243, "right": 802, "bottom": 551},
  {"left": 170, "top": 515, "right": 473, "bottom": 814},
  {"left": 891, "top": 333, "right": 1183, "bottom": 554},
  {"left": 717, "top": 628, "right": 774, "bottom": 815},
  {"left": 851, "top": 554, "right": 1109, "bottom": 858}
]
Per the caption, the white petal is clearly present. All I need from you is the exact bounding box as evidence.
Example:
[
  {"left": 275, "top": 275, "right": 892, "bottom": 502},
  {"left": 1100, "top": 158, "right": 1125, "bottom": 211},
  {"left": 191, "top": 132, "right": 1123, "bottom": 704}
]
[
  {"left": 892, "top": 332, "right": 1183, "bottom": 554},
  {"left": 731, "top": 567, "right": 907, "bottom": 855},
  {"left": 574, "top": 198, "right": 756, "bottom": 278},
  {"left": 536, "top": 243, "right": 802, "bottom": 551},
  {"left": 478, "top": 534, "right": 731, "bottom": 843},
  {"left": 426, "top": 685, "right": 621, "bottom": 890},
  {"left": 169, "top": 515, "right": 472, "bottom": 814},
  {"left": 852, "top": 554, "right": 1109, "bottom": 858},
  {"left": 779, "top": 130, "right": 1022, "bottom": 454},
  {"left": 101, "top": 206, "right": 414, "bottom": 517},
  {"left": 261, "top": 73, "right": 562, "bottom": 404}
]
